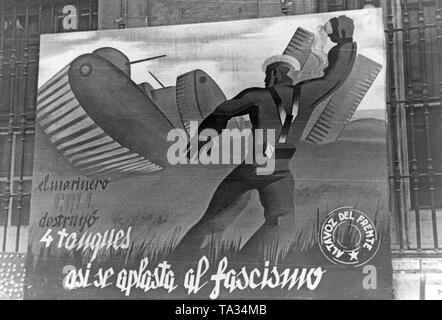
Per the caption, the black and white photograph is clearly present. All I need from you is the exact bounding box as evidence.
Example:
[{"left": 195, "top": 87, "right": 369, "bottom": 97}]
[{"left": 0, "top": 0, "right": 441, "bottom": 305}]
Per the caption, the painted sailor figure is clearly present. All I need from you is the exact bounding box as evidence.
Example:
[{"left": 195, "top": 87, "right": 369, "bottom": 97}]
[{"left": 174, "top": 15, "right": 358, "bottom": 256}]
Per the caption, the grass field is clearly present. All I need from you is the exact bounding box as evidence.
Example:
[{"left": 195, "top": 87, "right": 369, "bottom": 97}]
[{"left": 25, "top": 117, "right": 393, "bottom": 299}]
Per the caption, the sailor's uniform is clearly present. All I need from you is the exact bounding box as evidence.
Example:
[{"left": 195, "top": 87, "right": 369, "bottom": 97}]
[{"left": 177, "top": 16, "right": 358, "bottom": 251}]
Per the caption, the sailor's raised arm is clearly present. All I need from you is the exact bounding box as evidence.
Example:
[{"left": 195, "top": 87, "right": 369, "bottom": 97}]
[{"left": 297, "top": 16, "right": 357, "bottom": 113}]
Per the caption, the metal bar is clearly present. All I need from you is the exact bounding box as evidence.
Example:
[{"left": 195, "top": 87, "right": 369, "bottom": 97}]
[
  {"left": 385, "top": 24, "right": 438, "bottom": 32},
  {"left": 392, "top": 0, "right": 412, "bottom": 250},
  {"left": 390, "top": 172, "right": 442, "bottom": 179},
  {"left": 328, "top": 1, "right": 345, "bottom": 12},
  {"left": 38, "top": 0, "right": 42, "bottom": 34},
  {"left": 387, "top": 0, "right": 405, "bottom": 250},
  {"left": 418, "top": 0, "right": 439, "bottom": 250},
  {"left": 123, "top": 0, "right": 128, "bottom": 27},
  {"left": 388, "top": 98, "right": 441, "bottom": 106},
  {"left": 51, "top": 0, "right": 56, "bottom": 33},
  {"left": 63, "top": 0, "right": 67, "bottom": 31},
  {"left": 0, "top": 1, "right": 4, "bottom": 101},
  {"left": 88, "top": 0, "right": 93, "bottom": 30},
  {"left": 15, "top": 0, "right": 31, "bottom": 253},
  {"left": 76, "top": 0, "right": 80, "bottom": 30},
  {"left": 0, "top": 0, "right": 4, "bottom": 253},
  {"left": 2, "top": 3, "right": 18, "bottom": 252},
  {"left": 403, "top": 0, "right": 422, "bottom": 250},
  {"left": 436, "top": 0, "right": 442, "bottom": 165}
]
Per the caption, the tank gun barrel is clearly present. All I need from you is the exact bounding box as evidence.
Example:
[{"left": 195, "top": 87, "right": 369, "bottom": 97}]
[
  {"left": 148, "top": 70, "right": 165, "bottom": 88},
  {"left": 129, "top": 54, "right": 166, "bottom": 65}
]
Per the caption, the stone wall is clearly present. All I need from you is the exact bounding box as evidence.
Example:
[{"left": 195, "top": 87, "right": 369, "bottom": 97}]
[{"left": 98, "top": 0, "right": 319, "bottom": 29}]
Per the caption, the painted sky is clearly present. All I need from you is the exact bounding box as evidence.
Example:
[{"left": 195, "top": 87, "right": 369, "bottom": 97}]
[{"left": 39, "top": 8, "right": 386, "bottom": 117}]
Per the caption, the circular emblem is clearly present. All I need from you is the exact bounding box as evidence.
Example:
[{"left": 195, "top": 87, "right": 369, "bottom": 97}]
[{"left": 319, "top": 207, "right": 380, "bottom": 267}]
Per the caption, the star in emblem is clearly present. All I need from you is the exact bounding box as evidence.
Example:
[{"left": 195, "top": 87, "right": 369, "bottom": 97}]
[{"left": 348, "top": 250, "right": 359, "bottom": 261}]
